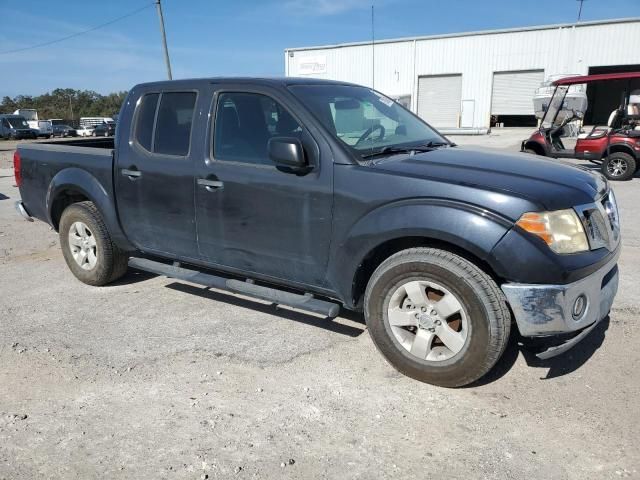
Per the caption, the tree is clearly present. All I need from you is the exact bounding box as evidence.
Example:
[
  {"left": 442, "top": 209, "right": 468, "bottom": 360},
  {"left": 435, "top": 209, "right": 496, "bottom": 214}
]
[{"left": 0, "top": 89, "right": 127, "bottom": 123}]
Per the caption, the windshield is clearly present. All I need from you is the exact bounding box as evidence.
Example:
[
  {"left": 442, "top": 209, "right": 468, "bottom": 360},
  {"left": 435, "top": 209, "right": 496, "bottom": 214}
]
[
  {"left": 289, "top": 84, "right": 447, "bottom": 158},
  {"left": 7, "top": 117, "right": 29, "bottom": 129},
  {"left": 541, "top": 85, "right": 569, "bottom": 128}
]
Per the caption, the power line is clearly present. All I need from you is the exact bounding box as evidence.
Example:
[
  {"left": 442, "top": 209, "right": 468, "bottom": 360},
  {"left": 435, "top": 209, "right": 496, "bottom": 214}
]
[{"left": 0, "top": 2, "right": 155, "bottom": 56}]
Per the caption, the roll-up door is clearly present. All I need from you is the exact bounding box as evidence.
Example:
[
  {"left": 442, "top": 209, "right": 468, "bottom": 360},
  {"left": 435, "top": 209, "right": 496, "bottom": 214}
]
[
  {"left": 491, "top": 70, "right": 544, "bottom": 115},
  {"left": 417, "top": 74, "right": 462, "bottom": 127}
]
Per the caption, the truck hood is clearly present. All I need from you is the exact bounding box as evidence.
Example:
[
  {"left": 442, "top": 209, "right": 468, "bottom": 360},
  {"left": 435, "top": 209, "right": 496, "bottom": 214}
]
[{"left": 371, "top": 146, "right": 607, "bottom": 210}]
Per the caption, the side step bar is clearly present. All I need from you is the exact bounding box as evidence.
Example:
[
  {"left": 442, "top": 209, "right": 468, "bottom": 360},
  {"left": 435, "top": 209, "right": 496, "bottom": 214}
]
[{"left": 128, "top": 257, "right": 340, "bottom": 318}]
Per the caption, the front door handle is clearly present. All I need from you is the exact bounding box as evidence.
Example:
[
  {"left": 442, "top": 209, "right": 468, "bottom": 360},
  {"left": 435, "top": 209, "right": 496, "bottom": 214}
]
[
  {"left": 197, "top": 178, "right": 224, "bottom": 191},
  {"left": 121, "top": 168, "right": 142, "bottom": 179}
]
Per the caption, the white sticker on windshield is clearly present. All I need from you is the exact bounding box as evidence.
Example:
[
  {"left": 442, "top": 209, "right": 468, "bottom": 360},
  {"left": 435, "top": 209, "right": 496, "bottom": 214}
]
[{"left": 372, "top": 90, "right": 395, "bottom": 107}]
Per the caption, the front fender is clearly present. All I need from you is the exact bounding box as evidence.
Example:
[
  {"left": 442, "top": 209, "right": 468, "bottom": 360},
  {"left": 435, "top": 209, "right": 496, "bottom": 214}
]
[
  {"left": 47, "top": 167, "right": 134, "bottom": 251},
  {"left": 327, "top": 199, "right": 513, "bottom": 308}
]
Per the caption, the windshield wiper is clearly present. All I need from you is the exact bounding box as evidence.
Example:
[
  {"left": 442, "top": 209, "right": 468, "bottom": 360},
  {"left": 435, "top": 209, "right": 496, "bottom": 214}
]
[
  {"left": 361, "top": 145, "right": 435, "bottom": 159},
  {"left": 422, "top": 140, "right": 453, "bottom": 148}
]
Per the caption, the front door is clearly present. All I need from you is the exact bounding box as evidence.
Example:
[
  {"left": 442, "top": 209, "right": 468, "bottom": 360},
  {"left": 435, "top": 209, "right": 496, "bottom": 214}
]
[
  {"left": 115, "top": 90, "right": 200, "bottom": 257},
  {"left": 194, "top": 86, "right": 334, "bottom": 288}
]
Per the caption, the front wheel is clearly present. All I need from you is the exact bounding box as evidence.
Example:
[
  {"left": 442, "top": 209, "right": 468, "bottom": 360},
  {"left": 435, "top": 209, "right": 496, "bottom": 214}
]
[
  {"left": 59, "top": 201, "right": 129, "bottom": 286},
  {"left": 364, "top": 248, "right": 511, "bottom": 387},
  {"left": 602, "top": 152, "right": 637, "bottom": 181}
]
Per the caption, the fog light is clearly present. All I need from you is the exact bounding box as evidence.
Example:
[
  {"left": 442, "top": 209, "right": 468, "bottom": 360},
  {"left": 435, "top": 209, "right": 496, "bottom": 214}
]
[{"left": 572, "top": 294, "right": 587, "bottom": 320}]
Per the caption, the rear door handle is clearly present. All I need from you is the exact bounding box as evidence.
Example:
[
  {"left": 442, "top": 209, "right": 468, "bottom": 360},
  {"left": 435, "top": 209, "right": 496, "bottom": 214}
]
[
  {"left": 197, "top": 178, "right": 224, "bottom": 191},
  {"left": 121, "top": 168, "right": 141, "bottom": 179}
]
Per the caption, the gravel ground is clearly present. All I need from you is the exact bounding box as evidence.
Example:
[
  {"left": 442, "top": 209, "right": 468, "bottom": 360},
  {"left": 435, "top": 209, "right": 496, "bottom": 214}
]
[{"left": 0, "top": 132, "right": 638, "bottom": 479}]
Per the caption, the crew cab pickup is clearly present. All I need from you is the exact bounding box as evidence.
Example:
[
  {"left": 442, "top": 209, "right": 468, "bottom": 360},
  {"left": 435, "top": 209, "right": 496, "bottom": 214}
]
[{"left": 14, "top": 78, "right": 621, "bottom": 387}]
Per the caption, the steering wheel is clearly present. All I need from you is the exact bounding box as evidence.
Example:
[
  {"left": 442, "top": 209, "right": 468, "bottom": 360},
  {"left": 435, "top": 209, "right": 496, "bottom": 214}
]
[
  {"left": 550, "top": 115, "right": 572, "bottom": 138},
  {"left": 355, "top": 124, "right": 385, "bottom": 147}
]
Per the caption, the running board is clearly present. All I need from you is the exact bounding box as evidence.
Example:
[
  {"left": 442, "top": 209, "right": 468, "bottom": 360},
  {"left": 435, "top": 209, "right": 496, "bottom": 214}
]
[{"left": 128, "top": 257, "right": 340, "bottom": 318}]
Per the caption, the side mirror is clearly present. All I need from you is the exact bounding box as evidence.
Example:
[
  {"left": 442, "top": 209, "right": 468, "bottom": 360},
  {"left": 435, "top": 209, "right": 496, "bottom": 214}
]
[{"left": 268, "top": 137, "right": 309, "bottom": 173}]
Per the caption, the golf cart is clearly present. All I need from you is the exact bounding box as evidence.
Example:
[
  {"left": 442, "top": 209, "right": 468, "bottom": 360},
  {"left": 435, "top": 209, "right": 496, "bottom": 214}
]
[{"left": 521, "top": 72, "right": 640, "bottom": 181}]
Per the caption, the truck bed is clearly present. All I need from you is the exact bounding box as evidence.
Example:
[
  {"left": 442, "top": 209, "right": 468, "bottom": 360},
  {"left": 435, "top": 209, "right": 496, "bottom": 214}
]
[{"left": 17, "top": 138, "right": 115, "bottom": 227}]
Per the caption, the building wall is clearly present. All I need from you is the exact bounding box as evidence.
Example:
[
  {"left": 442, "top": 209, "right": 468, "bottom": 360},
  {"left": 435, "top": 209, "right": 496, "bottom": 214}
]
[{"left": 285, "top": 19, "right": 640, "bottom": 129}]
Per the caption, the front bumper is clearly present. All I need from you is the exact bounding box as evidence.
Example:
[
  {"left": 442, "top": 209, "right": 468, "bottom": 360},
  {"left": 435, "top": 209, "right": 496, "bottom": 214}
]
[{"left": 501, "top": 248, "right": 619, "bottom": 357}]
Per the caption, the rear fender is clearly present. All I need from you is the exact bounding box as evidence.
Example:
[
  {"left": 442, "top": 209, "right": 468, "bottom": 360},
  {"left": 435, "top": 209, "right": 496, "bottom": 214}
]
[
  {"left": 603, "top": 141, "right": 639, "bottom": 160},
  {"left": 47, "top": 167, "right": 134, "bottom": 251}
]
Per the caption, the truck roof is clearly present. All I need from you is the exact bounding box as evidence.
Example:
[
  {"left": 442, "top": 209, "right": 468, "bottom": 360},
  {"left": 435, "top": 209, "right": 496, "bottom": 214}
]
[{"left": 132, "top": 76, "right": 360, "bottom": 90}]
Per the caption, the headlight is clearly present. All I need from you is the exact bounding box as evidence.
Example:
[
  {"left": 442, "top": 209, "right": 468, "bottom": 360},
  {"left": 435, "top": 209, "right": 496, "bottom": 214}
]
[{"left": 516, "top": 209, "right": 589, "bottom": 254}]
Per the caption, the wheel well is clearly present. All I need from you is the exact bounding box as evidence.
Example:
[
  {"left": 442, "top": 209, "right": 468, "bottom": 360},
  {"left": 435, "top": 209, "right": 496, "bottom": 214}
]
[
  {"left": 50, "top": 190, "right": 89, "bottom": 230},
  {"left": 524, "top": 141, "right": 545, "bottom": 155},
  {"left": 604, "top": 144, "right": 636, "bottom": 160},
  {"left": 351, "top": 236, "right": 502, "bottom": 309}
]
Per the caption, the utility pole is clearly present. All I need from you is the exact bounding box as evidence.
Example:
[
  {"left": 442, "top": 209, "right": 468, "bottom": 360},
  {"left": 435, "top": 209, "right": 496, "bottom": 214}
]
[
  {"left": 577, "top": 0, "right": 586, "bottom": 22},
  {"left": 155, "top": 0, "right": 173, "bottom": 80}
]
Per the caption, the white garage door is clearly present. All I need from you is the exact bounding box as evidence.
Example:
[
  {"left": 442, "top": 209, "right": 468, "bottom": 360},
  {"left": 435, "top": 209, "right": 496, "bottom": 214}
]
[
  {"left": 491, "top": 70, "right": 544, "bottom": 115},
  {"left": 417, "top": 75, "right": 462, "bottom": 127}
]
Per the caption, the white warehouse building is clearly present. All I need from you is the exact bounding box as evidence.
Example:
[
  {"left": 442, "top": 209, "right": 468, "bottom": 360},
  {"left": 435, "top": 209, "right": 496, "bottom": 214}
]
[{"left": 285, "top": 18, "right": 640, "bottom": 132}]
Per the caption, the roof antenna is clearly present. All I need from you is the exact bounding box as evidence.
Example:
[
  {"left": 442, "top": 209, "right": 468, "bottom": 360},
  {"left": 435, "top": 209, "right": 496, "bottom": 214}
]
[
  {"left": 576, "top": 0, "right": 587, "bottom": 22},
  {"left": 371, "top": 4, "right": 375, "bottom": 89}
]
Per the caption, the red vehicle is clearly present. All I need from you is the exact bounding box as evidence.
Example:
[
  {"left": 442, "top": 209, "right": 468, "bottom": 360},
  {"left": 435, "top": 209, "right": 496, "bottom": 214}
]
[{"left": 522, "top": 72, "right": 640, "bottom": 181}]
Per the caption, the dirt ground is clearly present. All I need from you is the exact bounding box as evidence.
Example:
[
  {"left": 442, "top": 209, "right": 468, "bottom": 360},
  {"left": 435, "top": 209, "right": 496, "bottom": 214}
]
[{"left": 0, "top": 132, "right": 638, "bottom": 479}]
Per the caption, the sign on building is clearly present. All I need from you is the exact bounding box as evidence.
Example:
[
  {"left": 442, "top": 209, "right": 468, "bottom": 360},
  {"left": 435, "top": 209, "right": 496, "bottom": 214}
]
[{"left": 297, "top": 55, "right": 327, "bottom": 75}]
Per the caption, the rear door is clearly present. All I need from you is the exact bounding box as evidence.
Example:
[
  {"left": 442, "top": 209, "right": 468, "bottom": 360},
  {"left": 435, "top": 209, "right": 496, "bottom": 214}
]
[
  {"left": 115, "top": 89, "right": 200, "bottom": 258},
  {"left": 194, "top": 84, "right": 334, "bottom": 288}
]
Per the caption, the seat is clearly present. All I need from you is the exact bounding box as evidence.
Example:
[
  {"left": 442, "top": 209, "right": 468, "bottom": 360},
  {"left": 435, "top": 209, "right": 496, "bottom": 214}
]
[
  {"left": 275, "top": 110, "right": 301, "bottom": 136},
  {"left": 579, "top": 109, "right": 622, "bottom": 139}
]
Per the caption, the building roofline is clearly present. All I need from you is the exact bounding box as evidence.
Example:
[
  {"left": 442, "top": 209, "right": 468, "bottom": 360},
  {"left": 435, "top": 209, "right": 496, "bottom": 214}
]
[{"left": 285, "top": 17, "right": 640, "bottom": 53}]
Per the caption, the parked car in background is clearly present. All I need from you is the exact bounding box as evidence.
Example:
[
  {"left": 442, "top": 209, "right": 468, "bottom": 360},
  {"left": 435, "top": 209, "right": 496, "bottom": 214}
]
[
  {"left": 51, "top": 124, "right": 77, "bottom": 138},
  {"left": 13, "top": 109, "right": 39, "bottom": 130},
  {"left": 0, "top": 114, "right": 37, "bottom": 139},
  {"left": 76, "top": 125, "right": 95, "bottom": 137},
  {"left": 37, "top": 120, "right": 53, "bottom": 138},
  {"left": 80, "top": 117, "right": 115, "bottom": 128},
  {"left": 93, "top": 121, "right": 116, "bottom": 137}
]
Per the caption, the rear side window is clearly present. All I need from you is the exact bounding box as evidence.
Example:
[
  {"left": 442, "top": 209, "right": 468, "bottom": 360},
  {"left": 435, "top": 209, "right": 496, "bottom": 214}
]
[
  {"left": 154, "top": 92, "right": 197, "bottom": 156},
  {"left": 135, "top": 93, "right": 159, "bottom": 151}
]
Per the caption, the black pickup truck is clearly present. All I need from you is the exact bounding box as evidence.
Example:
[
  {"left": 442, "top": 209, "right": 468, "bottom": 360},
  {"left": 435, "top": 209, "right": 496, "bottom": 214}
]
[{"left": 14, "top": 78, "right": 620, "bottom": 387}]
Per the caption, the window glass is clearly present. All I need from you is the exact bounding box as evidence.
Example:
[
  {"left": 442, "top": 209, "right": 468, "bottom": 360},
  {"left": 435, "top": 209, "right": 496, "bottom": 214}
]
[
  {"left": 214, "top": 92, "right": 302, "bottom": 165},
  {"left": 154, "top": 92, "right": 196, "bottom": 156},
  {"left": 135, "top": 93, "right": 159, "bottom": 151},
  {"left": 289, "top": 85, "right": 446, "bottom": 157}
]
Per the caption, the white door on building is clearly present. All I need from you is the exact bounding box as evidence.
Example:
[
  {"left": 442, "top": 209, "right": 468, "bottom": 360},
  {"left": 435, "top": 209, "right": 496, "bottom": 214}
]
[
  {"left": 491, "top": 70, "right": 544, "bottom": 116},
  {"left": 460, "top": 100, "right": 475, "bottom": 128},
  {"left": 417, "top": 74, "right": 462, "bottom": 128}
]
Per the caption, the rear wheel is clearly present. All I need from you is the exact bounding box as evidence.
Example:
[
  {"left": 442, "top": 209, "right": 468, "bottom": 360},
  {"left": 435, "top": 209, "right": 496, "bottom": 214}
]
[
  {"left": 523, "top": 148, "right": 538, "bottom": 155},
  {"left": 602, "top": 152, "right": 636, "bottom": 181},
  {"left": 364, "top": 248, "right": 511, "bottom": 387},
  {"left": 59, "top": 201, "right": 129, "bottom": 286}
]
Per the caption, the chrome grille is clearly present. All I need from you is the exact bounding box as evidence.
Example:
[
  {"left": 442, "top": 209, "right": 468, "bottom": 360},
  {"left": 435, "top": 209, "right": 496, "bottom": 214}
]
[{"left": 575, "top": 190, "right": 620, "bottom": 252}]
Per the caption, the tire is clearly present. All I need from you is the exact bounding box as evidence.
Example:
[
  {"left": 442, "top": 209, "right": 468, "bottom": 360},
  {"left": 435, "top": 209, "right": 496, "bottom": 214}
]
[
  {"left": 59, "top": 201, "right": 129, "bottom": 286},
  {"left": 523, "top": 148, "right": 538, "bottom": 155},
  {"left": 364, "top": 247, "right": 511, "bottom": 388},
  {"left": 601, "top": 152, "right": 636, "bottom": 181}
]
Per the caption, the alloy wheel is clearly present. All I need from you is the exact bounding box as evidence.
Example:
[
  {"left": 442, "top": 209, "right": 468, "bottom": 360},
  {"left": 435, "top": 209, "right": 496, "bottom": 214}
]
[{"left": 387, "top": 280, "right": 468, "bottom": 362}]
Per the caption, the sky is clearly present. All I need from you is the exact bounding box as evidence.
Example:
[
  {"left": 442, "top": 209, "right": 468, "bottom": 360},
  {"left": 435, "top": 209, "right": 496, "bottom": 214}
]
[{"left": 0, "top": 0, "right": 639, "bottom": 97}]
